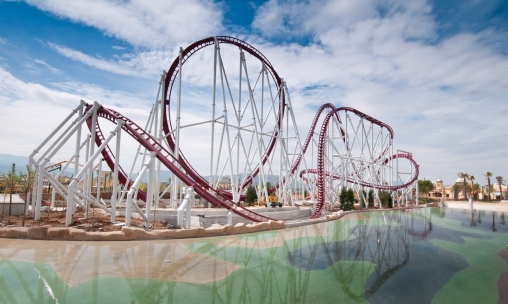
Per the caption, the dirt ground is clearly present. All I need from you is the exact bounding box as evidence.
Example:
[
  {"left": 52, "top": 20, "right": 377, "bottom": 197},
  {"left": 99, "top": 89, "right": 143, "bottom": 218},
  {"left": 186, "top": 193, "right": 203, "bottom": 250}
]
[{"left": 0, "top": 208, "right": 168, "bottom": 232}]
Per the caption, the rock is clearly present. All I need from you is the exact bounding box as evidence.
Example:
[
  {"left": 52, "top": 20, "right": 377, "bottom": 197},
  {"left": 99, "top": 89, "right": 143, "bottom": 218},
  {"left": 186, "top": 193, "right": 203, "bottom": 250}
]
[
  {"left": 269, "top": 220, "right": 285, "bottom": 230},
  {"left": 203, "top": 224, "right": 225, "bottom": 236},
  {"left": 122, "top": 226, "right": 154, "bottom": 240},
  {"left": 69, "top": 228, "right": 87, "bottom": 241},
  {"left": 8, "top": 227, "right": 28, "bottom": 238},
  {"left": 48, "top": 227, "right": 71, "bottom": 239},
  {"left": 27, "top": 226, "right": 50, "bottom": 240},
  {"left": 0, "top": 228, "right": 8, "bottom": 238},
  {"left": 223, "top": 225, "right": 234, "bottom": 235},
  {"left": 152, "top": 229, "right": 177, "bottom": 239},
  {"left": 102, "top": 231, "right": 127, "bottom": 241},
  {"left": 246, "top": 221, "right": 271, "bottom": 233},
  {"left": 83, "top": 232, "right": 105, "bottom": 241},
  {"left": 173, "top": 227, "right": 203, "bottom": 238},
  {"left": 231, "top": 223, "right": 249, "bottom": 234}
]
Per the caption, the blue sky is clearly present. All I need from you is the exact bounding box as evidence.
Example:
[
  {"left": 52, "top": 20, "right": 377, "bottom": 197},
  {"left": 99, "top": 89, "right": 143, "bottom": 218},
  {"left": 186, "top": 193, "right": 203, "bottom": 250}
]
[{"left": 0, "top": 0, "right": 507, "bottom": 186}]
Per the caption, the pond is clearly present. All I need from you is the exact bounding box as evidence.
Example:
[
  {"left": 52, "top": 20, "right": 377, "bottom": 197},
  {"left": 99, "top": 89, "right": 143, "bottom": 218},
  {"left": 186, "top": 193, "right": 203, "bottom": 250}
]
[{"left": 1, "top": 207, "right": 506, "bottom": 303}]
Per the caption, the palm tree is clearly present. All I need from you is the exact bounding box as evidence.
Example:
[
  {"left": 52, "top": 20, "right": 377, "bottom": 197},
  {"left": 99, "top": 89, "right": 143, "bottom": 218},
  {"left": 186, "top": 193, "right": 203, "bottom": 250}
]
[
  {"left": 495, "top": 176, "right": 504, "bottom": 200},
  {"left": 469, "top": 175, "right": 475, "bottom": 199},
  {"left": 484, "top": 172, "right": 493, "bottom": 201},
  {"left": 458, "top": 172, "right": 469, "bottom": 200},
  {"left": 451, "top": 183, "right": 461, "bottom": 200}
]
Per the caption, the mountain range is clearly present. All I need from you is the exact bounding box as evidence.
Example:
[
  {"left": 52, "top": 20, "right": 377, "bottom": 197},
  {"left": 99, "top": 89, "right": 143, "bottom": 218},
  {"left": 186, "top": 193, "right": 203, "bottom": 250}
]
[{"left": 0, "top": 153, "right": 281, "bottom": 185}]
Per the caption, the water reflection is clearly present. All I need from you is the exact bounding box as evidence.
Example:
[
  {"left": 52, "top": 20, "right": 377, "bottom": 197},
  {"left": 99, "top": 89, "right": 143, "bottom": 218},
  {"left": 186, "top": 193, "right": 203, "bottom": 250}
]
[
  {"left": 439, "top": 209, "right": 507, "bottom": 233},
  {"left": 0, "top": 208, "right": 504, "bottom": 303}
]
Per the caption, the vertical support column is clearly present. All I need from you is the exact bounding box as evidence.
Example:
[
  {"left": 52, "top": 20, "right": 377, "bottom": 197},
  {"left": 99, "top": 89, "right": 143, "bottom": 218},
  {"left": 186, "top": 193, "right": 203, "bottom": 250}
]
[
  {"left": 227, "top": 210, "right": 232, "bottom": 226},
  {"left": 172, "top": 47, "right": 183, "bottom": 209},
  {"left": 84, "top": 135, "right": 90, "bottom": 217},
  {"left": 66, "top": 176, "right": 77, "bottom": 226},
  {"left": 96, "top": 158, "right": 102, "bottom": 204},
  {"left": 110, "top": 123, "right": 122, "bottom": 222},
  {"left": 416, "top": 176, "right": 419, "bottom": 206},
  {"left": 236, "top": 47, "right": 242, "bottom": 206},
  {"left": 146, "top": 151, "right": 156, "bottom": 229},
  {"left": 86, "top": 102, "right": 98, "bottom": 218},
  {"left": 50, "top": 187, "right": 56, "bottom": 210},
  {"left": 209, "top": 37, "right": 218, "bottom": 208},
  {"left": 186, "top": 188, "right": 193, "bottom": 229},
  {"left": 71, "top": 101, "right": 85, "bottom": 216},
  {"left": 396, "top": 150, "right": 399, "bottom": 207},
  {"left": 155, "top": 71, "right": 166, "bottom": 212},
  {"left": 35, "top": 162, "right": 45, "bottom": 220}
]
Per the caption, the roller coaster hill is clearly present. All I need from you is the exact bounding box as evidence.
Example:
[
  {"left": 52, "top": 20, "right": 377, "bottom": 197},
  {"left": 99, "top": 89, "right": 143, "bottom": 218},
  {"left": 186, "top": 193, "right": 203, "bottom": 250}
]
[{"left": 28, "top": 36, "right": 419, "bottom": 229}]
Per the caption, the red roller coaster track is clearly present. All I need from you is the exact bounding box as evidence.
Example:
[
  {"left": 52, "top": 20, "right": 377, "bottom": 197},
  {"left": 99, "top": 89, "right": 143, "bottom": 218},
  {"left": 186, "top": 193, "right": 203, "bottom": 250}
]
[{"left": 87, "top": 36, "right": 419, "bottom": 222}]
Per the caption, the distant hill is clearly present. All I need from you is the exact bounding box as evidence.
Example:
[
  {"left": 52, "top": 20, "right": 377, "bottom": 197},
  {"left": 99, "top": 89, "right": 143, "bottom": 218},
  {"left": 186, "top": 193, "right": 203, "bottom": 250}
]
[
  {"left": 0, "top": 153, "right": 30, "bottom": 174},
  {"left": 0, "top": 154, "right": 283, "bottom": 185}
]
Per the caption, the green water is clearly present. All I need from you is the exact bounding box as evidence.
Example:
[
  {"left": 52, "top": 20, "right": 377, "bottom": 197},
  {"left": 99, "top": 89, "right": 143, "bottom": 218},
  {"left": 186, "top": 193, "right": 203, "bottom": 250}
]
[{"left": 0, "top": 208, "right": 506, "bottom": 303}]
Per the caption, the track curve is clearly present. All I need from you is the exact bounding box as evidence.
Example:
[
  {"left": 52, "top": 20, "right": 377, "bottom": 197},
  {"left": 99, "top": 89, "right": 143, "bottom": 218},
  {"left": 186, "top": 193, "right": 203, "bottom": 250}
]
[
  {"left": 162, "top": 36, "right": 285, "bottom": 197},
  {"left": 86, "top": 104, "right": 277, "bottom": 222}
]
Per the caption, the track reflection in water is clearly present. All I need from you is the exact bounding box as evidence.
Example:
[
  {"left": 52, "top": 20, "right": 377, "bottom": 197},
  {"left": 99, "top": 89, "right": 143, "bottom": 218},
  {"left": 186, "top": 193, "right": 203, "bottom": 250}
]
[{"left": 0, "top": 208, "right": 506, "bottom": 303}]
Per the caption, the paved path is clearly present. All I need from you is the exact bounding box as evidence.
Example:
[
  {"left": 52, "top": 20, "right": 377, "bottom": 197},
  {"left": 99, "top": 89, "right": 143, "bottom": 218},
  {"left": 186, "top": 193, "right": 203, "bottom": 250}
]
[{"left": 445, "top": 200, "right": 508, "bottom": 212}]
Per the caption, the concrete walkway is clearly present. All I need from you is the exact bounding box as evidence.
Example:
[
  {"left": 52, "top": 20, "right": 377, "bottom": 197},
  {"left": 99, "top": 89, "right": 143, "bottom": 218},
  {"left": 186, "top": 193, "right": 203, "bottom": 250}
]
[{"left": 444, "top": 200, "right": 508, "bottom": 212}]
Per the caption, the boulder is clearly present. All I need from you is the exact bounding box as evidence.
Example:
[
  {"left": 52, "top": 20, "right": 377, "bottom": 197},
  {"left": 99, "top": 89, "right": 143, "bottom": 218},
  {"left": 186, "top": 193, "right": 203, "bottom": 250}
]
[
  {"left": 102, "top": 231, "right": 127, "bottom": 241},
  {"left": 231, "top": 223, "right": 249, "bottom": 234},
  {"left": 47, "top": 227, "right": 71, "bottom": 239},
  {"left": 27, "top": 226, "right": 50, "bottom": 240},
  {"left": 203, "top": 224, "right": 225, "bottom": 236},
  {"left": 173, "top": 227, "right": 203, "bottom": 238},
  {"left": 8, "top": 227, "right": 28, "bottom": 239},
  {"left": 122, "top": 227, "right": 154, "bottom": 240},
  {"left": 152, "top": 229, "right": 177, "bottom": 239},
  {"left": 0, "top": 228, "right": 9, "bottom": 238},
  {"left": 69, "top": 228, "right": 87, "bottom": 241},
  {"left": 269, "top": 220, "right": 285, "bottom": 230}
]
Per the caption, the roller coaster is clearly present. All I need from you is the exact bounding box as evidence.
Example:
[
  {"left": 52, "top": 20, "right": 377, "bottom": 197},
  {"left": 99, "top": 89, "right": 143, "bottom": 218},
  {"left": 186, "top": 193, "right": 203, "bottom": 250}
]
[{"left": 28, "top": 36, "right": 419, "bottom": 227}]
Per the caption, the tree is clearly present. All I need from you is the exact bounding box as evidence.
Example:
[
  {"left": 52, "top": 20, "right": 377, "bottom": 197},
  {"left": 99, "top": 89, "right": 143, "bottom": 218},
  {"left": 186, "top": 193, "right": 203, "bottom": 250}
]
[
  {"left": 469, "top": 175, "right": 475, "bottom": 198},
  {"left": 484, "top": 172, "right": 493, "bottom": 201},
  {"left": 472, "top": 183, "right": 481, "bottom": 200},
  {"left": 418, "top": 179, "right": 434, "bottom": 203},
  {"left": 340, "top": 188, "right": 354, "bottom": 211},
  {"left": 458, "top": 172, "right": 469, "bottom": 200},
  {"left": 368, "top": 190, "right": 374, "bottom": 208},
  {"left": 339, "top": 188, "right": 347, "bottom": 210},
  {"left": 346, "top": 188, "right": 355, "bottom": 211},
  {"left": 2, "top": 163, "right": 19, "bottom": 216},
  {"left": 495, "top": 176, "right": 504, "bottom": 200},
  {"left": 245, "top": 184, "right": 257, "bottom": 206},
  {"left": 19, "top": 165, "right": 35, "bottom": 227},
  {"left": 484, "top": 184, "right": 494, "bottom": 201},
  {"left": 378, "top": 190, "right": 392, "bottom": 208},
  {"left": 451, "top": 183, "right": 460, "bottom": 200}
]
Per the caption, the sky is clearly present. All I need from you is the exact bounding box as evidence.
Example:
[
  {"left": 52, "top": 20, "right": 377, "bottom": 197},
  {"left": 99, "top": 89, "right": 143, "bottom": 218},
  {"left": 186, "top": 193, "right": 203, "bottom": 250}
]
[{"left": 0, "top": 0, "right": 507, "bottom": 186}]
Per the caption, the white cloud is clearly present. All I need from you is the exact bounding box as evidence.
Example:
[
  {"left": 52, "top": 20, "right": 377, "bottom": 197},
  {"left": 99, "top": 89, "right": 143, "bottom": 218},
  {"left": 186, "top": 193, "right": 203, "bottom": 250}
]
[
  {"left": 33, "top": 59, "right": 62, "bottom": 74},
  {"left": 0, "top": 36, "right": 8, "bottom": 45},
  {"left": 0, "top": 67, "right": 150, "bottom": 160},
  {"left": 47, "top": 42, "right": 139, "bottom": 76},
  {"left": 249, "top": 0, "right": 508, "bottom": 183},
  {"left": 2, "top": 0, "right": 507, "bottom": 185},
  {"left": 25, "top": 0, "right": 224, "bottom": 49},
  {"left": 45, "top": 42, "right": 178, "bottom": 78}
]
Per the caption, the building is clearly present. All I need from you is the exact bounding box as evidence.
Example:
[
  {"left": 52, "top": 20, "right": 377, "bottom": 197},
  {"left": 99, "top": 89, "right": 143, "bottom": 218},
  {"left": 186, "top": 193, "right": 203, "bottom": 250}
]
[{"left": 429, "top": 178, "right": 507, "bottom": 200}]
